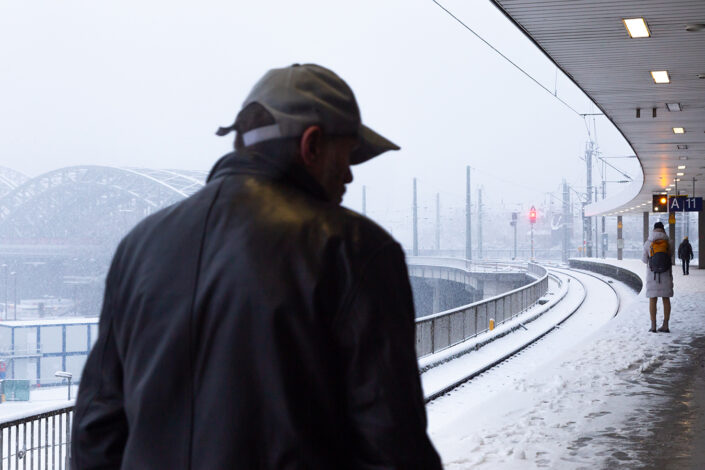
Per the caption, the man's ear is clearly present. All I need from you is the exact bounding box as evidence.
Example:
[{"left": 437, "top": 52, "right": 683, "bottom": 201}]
[{"left": 300, "top": 125, "right": 323, "bottom": 167}]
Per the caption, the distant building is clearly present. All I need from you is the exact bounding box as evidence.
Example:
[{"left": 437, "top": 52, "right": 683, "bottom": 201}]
[{"left": 0, "top": 317, "right": 98, "bottom": 386}]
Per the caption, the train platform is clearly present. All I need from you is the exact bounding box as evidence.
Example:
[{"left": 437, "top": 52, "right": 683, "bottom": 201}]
[
  {"left": 571, "top": 258, "right": 705, "bottom": 470},
  {"left": 427, "top": 259, "right": 705, "bottom": 469}
]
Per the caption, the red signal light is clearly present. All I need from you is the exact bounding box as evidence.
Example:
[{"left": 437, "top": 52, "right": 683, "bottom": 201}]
[{"left": 529, "top": 206, "right": 537, "bottom": 224}]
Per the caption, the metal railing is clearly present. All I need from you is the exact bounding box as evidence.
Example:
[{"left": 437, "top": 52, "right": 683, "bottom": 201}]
[
  {"left": 0, "top": 406, "right": 72, "bottom": 469},
  {"left": 415, "top": 262, "right": 549, "bottom": 358}
]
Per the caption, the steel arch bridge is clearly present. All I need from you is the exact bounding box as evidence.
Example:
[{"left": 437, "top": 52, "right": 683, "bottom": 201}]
[
  {"left": 0, "top": 166, "right": 207, "bottom": 244},
  {"left": 0, "top": 166, "right": 30, "bottom": 198}
]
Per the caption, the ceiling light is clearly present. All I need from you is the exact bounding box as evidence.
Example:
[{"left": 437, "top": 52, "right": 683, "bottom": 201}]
[
  {"left": 651, "top": 70, "right": 670, "bottom": 83},
  {"left": 624, "top": 18, "right": 651, "bottom": 37},
  {"left": 677, "top": 146, "right": 688, "bottom": 150},
  {"left": 677, "top": 172, "right": 684, "bottom": 176},
  {"left": 675, "top": 178, "right": 681, "bottom": 182},
  {"left": 624, "top": 18, "right": 651, "bottom": 40},
  {"left": 678, "top": 165, "right": 686, "bottom": 169},
  {"left": 666, "top": 187, "right": 672, "bottom": 191},
  {"left": 673, "top": 127, "right": 685, "bottom": 134},
  {"left": 666, "top": 102, "right": 682, "bottom": 112}
]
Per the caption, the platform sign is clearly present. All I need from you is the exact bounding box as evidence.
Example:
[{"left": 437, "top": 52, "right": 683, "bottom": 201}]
[
  {"left": 684, "top": 197, "right": 702, "bottom": 211},
  {"left": 668, "top": 196, "right": 685, "bottom": 212},
  {"left": 668, "top": 196, "right": 702, "bottom": 212}
]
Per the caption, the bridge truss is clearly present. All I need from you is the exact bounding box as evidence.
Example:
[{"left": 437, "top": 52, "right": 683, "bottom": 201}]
[{"left": 0, "top": 166, "right": 207, "bottom": 243}]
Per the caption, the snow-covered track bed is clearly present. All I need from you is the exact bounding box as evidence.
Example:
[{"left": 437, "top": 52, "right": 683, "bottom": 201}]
[{"left": 422, "top": 267, "right": 619, "bottom": 403}]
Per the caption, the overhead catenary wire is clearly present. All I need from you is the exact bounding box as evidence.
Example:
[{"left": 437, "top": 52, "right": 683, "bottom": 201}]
[
  {"left": 431, "top": 0, "right": 596, "bottom": 119},
  {"left": 427, "top": 1, "right": 637, "bottom": 211},
  {"left": 595, "top": 154, "right": 632, "bottom": 181}
]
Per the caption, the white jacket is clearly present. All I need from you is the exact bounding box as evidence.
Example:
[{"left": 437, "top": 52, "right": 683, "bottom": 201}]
[{"left": 641, "top": 228, "right": 674, "bottom": 298}]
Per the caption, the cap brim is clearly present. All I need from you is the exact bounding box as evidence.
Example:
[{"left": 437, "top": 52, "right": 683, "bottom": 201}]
[{"left": 350, "top": 124, "right": 400, "bottom": 165}]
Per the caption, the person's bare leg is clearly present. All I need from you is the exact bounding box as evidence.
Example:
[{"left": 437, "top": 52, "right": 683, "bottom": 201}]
[
  {"left": 649, "top": 298, "right": 658, "bottom": 331},
  {"left": 661, "top": 297, "right": 671, "bottom": 331}
]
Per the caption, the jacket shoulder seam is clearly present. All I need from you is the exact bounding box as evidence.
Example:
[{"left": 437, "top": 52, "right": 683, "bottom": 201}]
[{"left": 185, "top": 177, "right": 226, "bottom": 469}]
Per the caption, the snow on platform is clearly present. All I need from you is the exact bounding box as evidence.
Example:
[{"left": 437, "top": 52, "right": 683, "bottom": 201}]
[
  {"left": 0, "top": 386, "right": 76, "bottom": 424},
  {"left": 0, "top": 317, "right": 97, "bottom": 327},
  {"left": 427, "top": 260, "right": 705, "bottom": 469}
]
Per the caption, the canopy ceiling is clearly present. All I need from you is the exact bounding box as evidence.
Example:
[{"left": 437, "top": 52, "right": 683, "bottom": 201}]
[{"left": 491, "top": 0, "right": 705, "bottom": 216}]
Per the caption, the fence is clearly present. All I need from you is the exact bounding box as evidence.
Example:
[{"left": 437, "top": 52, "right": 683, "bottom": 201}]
[
  {"left": 415, "top": 262, "right": 548, "bottom": 357},
  {"left": 0, "top": 406, "right": 72, "bottom": 469}
]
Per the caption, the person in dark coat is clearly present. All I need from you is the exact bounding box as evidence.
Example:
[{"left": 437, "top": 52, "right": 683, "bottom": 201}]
[
  {"left": 71, "top": 64, "right": 442, "bottom": 470},
  {"left": 677, "top": 236, "right": 694, "bottom": 275}
]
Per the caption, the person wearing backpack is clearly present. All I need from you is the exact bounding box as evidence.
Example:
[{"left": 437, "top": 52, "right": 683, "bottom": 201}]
[
  {"left": 677, "top": 236, "right": 694, "bottom": 275},
  {"left": 641, "top": 221, "right": 674, "bottom": 332}
]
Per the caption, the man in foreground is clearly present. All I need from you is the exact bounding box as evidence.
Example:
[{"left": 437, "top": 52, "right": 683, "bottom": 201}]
[{"left": 71, "top": 64, "right": 442, "bottom": 469}]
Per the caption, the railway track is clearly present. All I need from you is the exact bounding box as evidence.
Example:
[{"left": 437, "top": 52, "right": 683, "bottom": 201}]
[{"left": 424, "top": 266, "right": 621, "bottom": 403}]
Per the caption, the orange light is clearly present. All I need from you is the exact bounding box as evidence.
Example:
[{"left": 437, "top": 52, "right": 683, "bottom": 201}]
[{"left": 660, "top": 197, "right": 667, "bottom": 204}]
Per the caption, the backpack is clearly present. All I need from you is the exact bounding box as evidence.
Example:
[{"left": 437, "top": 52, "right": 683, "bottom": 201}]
[{"left": 649, "top": 238, "right": 671, "bottom": 282}]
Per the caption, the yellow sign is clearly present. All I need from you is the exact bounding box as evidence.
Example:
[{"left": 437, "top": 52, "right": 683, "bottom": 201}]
[
  {"left": 669, "top": 212, "right": 675, "bottom": 224},
  {"left": 617, "top": 221, "right": 623, "bottom": 229}
]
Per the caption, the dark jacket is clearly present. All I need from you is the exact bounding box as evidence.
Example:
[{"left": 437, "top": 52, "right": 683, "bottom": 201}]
[
  {"left": 678, "top": 240, "right": 693, "bottom": 260},
  {"left": 71, "top": 146, "right": 442, "bottom": 470}
]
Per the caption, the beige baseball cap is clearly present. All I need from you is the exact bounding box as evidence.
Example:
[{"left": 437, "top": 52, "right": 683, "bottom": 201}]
[{"left": 216, "top": 63, "right": 400, "bottom": 165}]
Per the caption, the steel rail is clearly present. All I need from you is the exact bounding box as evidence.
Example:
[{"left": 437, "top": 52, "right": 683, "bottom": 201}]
[
  {"left": 424, "top": 267, "right": 620, "bottom": 403},
  {"left": 549, "top": 266, "right": 622, "bottom": 318}
]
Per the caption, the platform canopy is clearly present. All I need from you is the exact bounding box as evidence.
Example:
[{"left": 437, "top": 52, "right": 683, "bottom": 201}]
[{"left": 492, "top": 0, "right": 705, "bottom": 216}]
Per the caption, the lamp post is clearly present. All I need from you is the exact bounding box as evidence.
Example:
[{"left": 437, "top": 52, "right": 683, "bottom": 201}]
[
  {"left": 529, "top": 206, "right": 537, "bottom": 261},
  {"left": 510, "top": 212, "right": 518, "bottom": 259},
  {"left": 11, "top": 272, "right": 16, "bottom": 320},
  {"left": 55, "top": 371, "right": 73, "bottom": 400},
  {"left": 1, "top": 264, "right": 7, "bottom": 321}
]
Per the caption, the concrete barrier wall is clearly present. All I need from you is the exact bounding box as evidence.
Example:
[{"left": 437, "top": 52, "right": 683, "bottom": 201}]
[{"left": 567, "top": 259, "right": 643, "bottom": 293}]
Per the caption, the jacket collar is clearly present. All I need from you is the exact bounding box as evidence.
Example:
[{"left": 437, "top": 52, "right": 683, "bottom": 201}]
[
  {"left": 650, "top": 229, "right": 668, "bottom": 241},
  {"left": 207, "top": 143, "right": 330, "bottom": 202}
]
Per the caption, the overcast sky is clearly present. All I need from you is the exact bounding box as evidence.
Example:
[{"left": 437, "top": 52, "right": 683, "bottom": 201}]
[{"left": 1, "top": 0, "right": 639, "bottom": 241}]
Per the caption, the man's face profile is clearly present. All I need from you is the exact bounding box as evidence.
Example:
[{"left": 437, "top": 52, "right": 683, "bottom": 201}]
[
  {"left": 299, "top": 126, "right": 356, "bottom": 205},
  {"left": 318, "top": 136, "right": 356, "bottom": 204}
]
